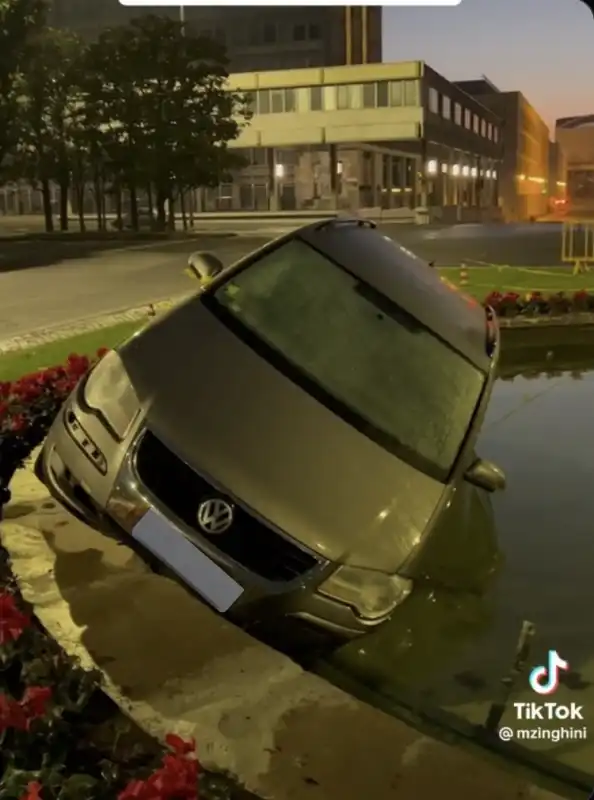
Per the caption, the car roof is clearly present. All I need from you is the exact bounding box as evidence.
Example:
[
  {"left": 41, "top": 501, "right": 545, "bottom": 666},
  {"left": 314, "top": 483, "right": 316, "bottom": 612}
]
[{"left": 291, "top": 218, "right": 491, "bottom": 371}]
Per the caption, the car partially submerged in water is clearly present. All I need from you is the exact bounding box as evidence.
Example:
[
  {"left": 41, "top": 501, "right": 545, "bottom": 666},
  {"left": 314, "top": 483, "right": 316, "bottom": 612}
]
[{"left": 36, "top": 217, "right": 505, "bottom": 639}]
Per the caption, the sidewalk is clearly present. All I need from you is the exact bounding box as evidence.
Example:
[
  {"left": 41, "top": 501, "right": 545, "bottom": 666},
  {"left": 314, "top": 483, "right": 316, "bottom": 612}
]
[{"left": 0, "top": 462, "right": 576, "bottom": 799}]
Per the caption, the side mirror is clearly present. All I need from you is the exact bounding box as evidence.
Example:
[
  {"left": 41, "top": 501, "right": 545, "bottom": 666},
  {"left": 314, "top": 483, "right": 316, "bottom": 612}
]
[
  {"left": 465, "top": 458, "right": 506, "bottom": 493},
  {"left": 186, "top": 251, "right": 224, "bottom": 283}
]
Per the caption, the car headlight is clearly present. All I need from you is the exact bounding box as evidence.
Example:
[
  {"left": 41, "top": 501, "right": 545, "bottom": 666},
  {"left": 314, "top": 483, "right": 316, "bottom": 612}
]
[
  {"left": 318, "top": 566, "right": 412, "bottom": 621},
  {"left": 82, "top": 350, "right": 140, "bottom": 440}
]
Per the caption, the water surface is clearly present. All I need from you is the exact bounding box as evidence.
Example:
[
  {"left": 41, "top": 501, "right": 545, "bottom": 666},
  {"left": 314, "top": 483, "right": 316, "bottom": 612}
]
[{"left": 323, "top": 357, "right": 594, "bottom": 784}]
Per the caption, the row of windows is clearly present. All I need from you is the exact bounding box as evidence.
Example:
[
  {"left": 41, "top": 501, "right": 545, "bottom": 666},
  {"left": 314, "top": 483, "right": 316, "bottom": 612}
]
[
  {"left": 195, "top": 21, "right": 321, "bottom": 48},
  {"left": 247, "top": 80, "right": 420, "bottom": 115},
  {"left": 428, "top": 87, "right": 500, "bottom": 143}
]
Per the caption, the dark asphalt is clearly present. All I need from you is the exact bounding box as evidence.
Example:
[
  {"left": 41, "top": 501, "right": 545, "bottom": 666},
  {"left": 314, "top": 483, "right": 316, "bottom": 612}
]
[
  {"left": 0, "top": 222, "right": 567, "bottom": 274},
  {"left": 0, "top": 222, "right": 571, "bottom": 341}
]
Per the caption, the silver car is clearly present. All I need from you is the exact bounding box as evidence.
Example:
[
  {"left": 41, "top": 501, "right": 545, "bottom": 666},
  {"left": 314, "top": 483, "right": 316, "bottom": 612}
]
[{"left": 36, "top": 218, "right": 505, "bottom": 639}]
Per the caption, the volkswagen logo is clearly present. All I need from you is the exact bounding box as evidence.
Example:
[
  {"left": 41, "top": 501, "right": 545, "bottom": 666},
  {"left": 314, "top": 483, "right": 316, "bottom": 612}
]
[{"left": 197, "top": 498, "right": 234, "bottom": 535}]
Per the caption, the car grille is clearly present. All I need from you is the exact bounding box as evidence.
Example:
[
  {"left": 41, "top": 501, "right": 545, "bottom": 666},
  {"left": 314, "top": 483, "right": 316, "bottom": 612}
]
[{"left": 134, "top": 430, "right": 319, "bottom": 582}]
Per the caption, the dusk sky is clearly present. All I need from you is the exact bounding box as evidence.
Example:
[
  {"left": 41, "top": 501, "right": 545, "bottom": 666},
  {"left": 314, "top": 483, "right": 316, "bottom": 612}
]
[{"left": 382, "top": 0, "right": 594, "bottom": 131}]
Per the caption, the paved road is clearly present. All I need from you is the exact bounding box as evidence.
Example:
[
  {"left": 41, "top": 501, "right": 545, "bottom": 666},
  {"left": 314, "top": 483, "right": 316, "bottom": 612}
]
[{"left": 0, "top": 223, "right": 569, "bottom": 341}]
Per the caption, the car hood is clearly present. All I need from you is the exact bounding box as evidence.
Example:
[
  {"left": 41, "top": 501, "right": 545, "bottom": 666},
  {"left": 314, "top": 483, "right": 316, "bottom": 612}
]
[{"left": 119, "top": 298, "right": 447, "bottom": 571}]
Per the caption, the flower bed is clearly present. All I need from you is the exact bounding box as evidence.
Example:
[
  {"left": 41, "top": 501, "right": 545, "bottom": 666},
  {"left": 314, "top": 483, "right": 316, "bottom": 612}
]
[
  {"left": 0, "top": 573, "right": 201, "bottom": 799},
  {"left": 0, "top": 351, "right": 255, "bottom": 800},
  {"left": 483, "top": 289, "right": 594, "bottom": 317}
]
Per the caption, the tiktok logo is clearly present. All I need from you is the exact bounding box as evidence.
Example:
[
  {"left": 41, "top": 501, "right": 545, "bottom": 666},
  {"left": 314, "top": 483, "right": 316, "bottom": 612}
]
[{"left": 529, "top": 650, "right": 569, "bottom": 695}]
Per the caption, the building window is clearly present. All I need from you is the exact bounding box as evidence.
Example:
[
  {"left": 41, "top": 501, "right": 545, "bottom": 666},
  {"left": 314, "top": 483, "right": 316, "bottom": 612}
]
[
  {"left": 257, "top": 88, "right": 296, "bottom": 114},
  {"left": 473, "top": 114, "right": 479, "bottom": 133},
  {"left": 442, "top": 95, "right": 451, "bottom": 119},
  {"left": 428, "top": 87, "right": 439, "bottom": 114},
  {"left": 362, "top": 82, "right": 375, "bottom": 108},
  {"left": 244, "top": 91, "right": 256, "bottom": 113},
  {"left": 480, "top": 119, "right": 486, "bottom": 137},
  {"left": 308, "top": 23, "right": 320, "bottom": 39},
  {"left": 310, "top": 86, "right": 323, "bottom": 110},
  {"left": 464, "top": 109, "right": 471, "bottom": 129},
  {"left": 377, "top": 81, "right": 389, "bottom": 107},
  {"left": 336, "top": 84, "right": 361, "bottom": 110},
  {"left": 454, "top": 103, "right": 462, "bottom": 125},
  {"left": 494, "top": 127, "right": 499, "bottom": 143},
  {"left": 487, "top": 122, "right": 492, "bottom": 139},
  {"left": 389, "top": 81, "right": 402, "bottom": 106},
  {"left": 293, "top": 24, "right": 306, "bottom": 41},
  {"left": 262, "top": 23, "right": 277, "bottom": 44},
  {"left": 403, "top": 80, "right": 419, "bottom": 106}
]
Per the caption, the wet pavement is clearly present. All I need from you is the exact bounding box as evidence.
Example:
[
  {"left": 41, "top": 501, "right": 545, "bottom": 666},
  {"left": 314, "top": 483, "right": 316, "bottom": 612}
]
[{"left": 319, "top": 332, "right": 594, "bottom": 791}]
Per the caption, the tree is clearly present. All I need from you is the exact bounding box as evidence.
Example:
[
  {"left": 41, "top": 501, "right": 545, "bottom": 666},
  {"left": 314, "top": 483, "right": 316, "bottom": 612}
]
[
  {"left": 0, "top": 0, "right": 46, "bottom": 173},
  {"left": 14, "top": 28, "right": 85, "bottom": 231},
  {"left": 82, "top": 15, "right": 251, "bottom": 229}
]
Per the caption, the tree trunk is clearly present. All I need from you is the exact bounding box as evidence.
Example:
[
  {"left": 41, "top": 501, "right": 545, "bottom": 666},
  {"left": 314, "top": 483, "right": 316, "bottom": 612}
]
[
  {"left": 180, "top": 189, "right": 188, "bottom": 230},
  {"left": 115, "top": 184, "right": 123, "bottom": 230},
  {"left": 58, "top": 176, "right": 69, "bottom": 231},
  {"left": 93, "top": 165, "right": 102, "bottom": 231},
  {"left": 41, "top": 178, "right": 53, "bottom": 232},
  {"left": 155, "top": 188, "right": 167, "bottom": 230},
  {"left": 129, "top": 182, "right": 139, "bottom": 230},
  {"left": 147, "top": 183, "right": 154, "bottom": 216},
  {"left": 74, "top": 179, "right": 86, "bottom": 232},
  {"left": 188, "top": 189, "right": 195, "bottom": 228},
  {"left": 167, "top": 193, "right": 175, "bottom": 231}
]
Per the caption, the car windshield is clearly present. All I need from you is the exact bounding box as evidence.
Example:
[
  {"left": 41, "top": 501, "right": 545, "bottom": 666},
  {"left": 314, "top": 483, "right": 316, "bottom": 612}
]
[{"left": 204, "top": 238, "right": 485, "bottom": 480}]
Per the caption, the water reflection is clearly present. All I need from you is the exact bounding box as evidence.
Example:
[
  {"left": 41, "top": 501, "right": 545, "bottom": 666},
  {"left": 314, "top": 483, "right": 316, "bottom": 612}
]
[{"left": 320, "top": 355, "right": 594, "bottom": 784}]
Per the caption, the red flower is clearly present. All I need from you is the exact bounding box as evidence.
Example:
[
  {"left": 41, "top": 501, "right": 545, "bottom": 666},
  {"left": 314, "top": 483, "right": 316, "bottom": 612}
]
[
  {"left": 20, "top": 686, "right": 52, "bottom": 720},
  {"left": 10, "top": 413, "right": 28, "bottom": 433},
  {"left": 0, "top": 401, "right": 8, "bottom": 417},
  {"left": 118, "top": 735, "right": 198, "bottom": 800},
  {"left": 66, "top": 354, "right": 90, "bottom": 377},
  {"left": 97, "top": 347, "right": 110, "bottom": 359},
  {"left": 165, "top": 733, "right": 196, "bottom": 756},
  {"left": 20, "top": 782, "right": 43, "bottom": 800},
  {"left": 0, "top": 593, "right": 30, "bottom": 645},
  {"left": 0, "top": 381, "right": 11, "bottom": 399},
  {"left": 0, "top": 693, "right": 28, "bottom": 732}
]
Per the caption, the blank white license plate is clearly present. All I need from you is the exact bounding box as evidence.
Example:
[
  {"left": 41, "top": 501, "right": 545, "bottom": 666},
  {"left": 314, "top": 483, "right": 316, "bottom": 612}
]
[{"left": 132, "top": 509, "right": 244, "bottom": 612}]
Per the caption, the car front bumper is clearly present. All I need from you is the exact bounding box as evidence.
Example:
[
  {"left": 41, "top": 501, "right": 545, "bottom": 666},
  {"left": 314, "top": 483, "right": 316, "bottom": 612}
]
[{"left": 36, "top": 391, "right": 396, "bottom": 640}]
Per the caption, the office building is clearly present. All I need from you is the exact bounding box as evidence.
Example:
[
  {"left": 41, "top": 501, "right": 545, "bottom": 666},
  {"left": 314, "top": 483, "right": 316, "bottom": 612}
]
[
  {"left": 455, "top": 79, "right": 550, "bottom": 221},
  {"left": 556, "top": 115, "right": 594, "bottom": 215},
  {"left": 46, "top": 2, "right": 382, "bottom": 71},
  {"left": 547, "top": 141, "right": 567, "bottom": 211},
  {"left": 202, "top": 61, "right": 502, "bottom": 219}
]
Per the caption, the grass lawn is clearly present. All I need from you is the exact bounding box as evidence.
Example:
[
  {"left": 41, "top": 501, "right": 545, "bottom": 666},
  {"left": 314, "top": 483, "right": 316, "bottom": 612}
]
[
  {"left": 0, "top": 320, "right": 140, "bottom": 382},
  {"left": 438, "top": 265, "right": 594, "bottom": 298}
]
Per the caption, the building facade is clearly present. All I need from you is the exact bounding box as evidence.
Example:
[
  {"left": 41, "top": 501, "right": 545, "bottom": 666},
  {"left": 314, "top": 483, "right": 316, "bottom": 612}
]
[
  {"left": 204, "top": 61, "right": 502, "bottom": 218},
  {"left": 456, "top": 79, "right": 550, "bottom": 221},
  {"left": 547, "top": 141, "right": 568, "bottom": 211},
  {"left": 46, "top": 2, "right": 381, "bottom": 71},
  {"left": 556, "top": 115, "right": 594, "bottom": 215}
]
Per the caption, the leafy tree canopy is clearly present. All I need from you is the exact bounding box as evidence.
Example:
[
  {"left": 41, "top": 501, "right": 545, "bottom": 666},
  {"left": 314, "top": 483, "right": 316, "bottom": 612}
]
[
  {"left": 0, "top": 0, "right": 47, "bottom": 168},
  {"left": 81, "top": 14, "right": 251, "bottom": 223}
]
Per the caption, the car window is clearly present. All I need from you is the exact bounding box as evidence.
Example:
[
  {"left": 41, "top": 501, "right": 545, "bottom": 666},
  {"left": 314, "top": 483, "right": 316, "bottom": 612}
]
[{"left": 206, "top": 239, "right": 485, "bottom": 480}]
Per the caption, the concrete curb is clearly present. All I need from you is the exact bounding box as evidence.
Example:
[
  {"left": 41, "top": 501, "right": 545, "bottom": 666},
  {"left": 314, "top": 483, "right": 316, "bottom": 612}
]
[
  {"left": 0, "top": 292, "right": 193, "bottom": 355},
  {"left": 0, "top": 462, "right": 569, "bottom": 800}
]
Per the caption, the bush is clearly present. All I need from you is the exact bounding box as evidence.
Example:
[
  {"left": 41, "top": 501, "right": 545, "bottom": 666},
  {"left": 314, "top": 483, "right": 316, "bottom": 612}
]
[
  {"left": 0, "top": 581, "right": 200, "bottom": 800},
  {"left": 483, "top": 289, "right": 594, "bottom": 317}
]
